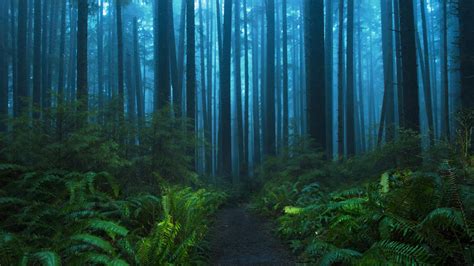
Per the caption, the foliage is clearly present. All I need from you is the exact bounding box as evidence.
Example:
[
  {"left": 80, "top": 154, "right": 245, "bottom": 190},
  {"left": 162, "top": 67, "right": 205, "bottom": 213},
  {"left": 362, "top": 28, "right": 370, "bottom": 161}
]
[
  {"left": 0, "top": 165, "right": 226, "bottom": 265},
  {"left": 252, "top": 143, "right": 474, "bottom": 265}
]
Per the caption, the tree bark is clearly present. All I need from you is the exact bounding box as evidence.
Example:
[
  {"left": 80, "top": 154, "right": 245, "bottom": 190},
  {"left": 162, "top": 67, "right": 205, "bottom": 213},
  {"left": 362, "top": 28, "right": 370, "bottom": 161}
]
[{"left": 265, "top": 0, "right": 276, "bottom": 156}]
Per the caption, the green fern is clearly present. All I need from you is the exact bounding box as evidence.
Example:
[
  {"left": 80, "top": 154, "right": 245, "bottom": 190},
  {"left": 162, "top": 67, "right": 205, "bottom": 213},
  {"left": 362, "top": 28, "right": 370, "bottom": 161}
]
[
  {"left": 70, "top": 234, "right": 115, "bottom": 254},
  {"left": 319, "top": 248, "right": 362, "bottom": 266},
  {"left": 23, "top": 251, "right": 61, "bottom": 266},
  {"left": 368, "top": 240, "right": 433, "bottom": 265},
  {"left": 87, "top": 219, "right": 129, "bottom": 238}
]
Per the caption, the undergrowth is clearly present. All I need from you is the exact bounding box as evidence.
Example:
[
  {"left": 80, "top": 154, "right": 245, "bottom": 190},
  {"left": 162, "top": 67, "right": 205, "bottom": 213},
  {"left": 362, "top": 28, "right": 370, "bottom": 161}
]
[{"left": 252, "top": 136, "right": 474, "bottom": 265}]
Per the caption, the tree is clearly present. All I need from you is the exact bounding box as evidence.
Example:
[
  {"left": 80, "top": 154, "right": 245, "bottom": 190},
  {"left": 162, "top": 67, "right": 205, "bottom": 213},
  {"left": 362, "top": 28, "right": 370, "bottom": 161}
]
[
  {"left": 32, "top": 0, "right": 41, "bottom": 119},
  {"left": 186, "top": 0, "right": 196, "bottom": 135},
  {"left": 399, "top": 0, "right": 420, "bottom": 156},
  {"left": 219, "top": 0, "right": 232, "bottom": 176},
  {"left": 97, "top": 0, "right": 104, "bottom": 122},
  {"left": 420, "top": 0, "right": 434, "bottom": 144},
  {"left": 16, "top": 0, "right": 28, "bottom": 117},
  {"left": 337, "top": 0, "right": 344, "bottom": 157},
  {"left": 345, "top": 0, "right": 355, "bottom": 155},
  {"left": 234, "top": 0, "right": 243, "bottom": 176},
  {"left": 325, "top": 0, "right": 334, "bottom": 157},
  {"left": 282, "top": 0, "right": 289, "bottom": 149},
  {"left": 77, "top": 0, "right": 89, "bottom": 121},
  {"left": 0, "top": 0, "right": 8, "bottom": 131},
  {"left": 133, "top": 18, "right": 144, "bottom": 130},
  {"left": 155, "top": 0, "right": 171, "bottom": 110},
  {"left": 243, "top": 0, "right": 249, "bottom": 173},
  {"left": 440, "top": 0, "right": 449, "bottom": 139},
  {"left": 116, "top": 0, "right": 125, "bottom": 123},
  {"left": 265, "top": 0, "right": 276, "bottom": 156},
  {"left": 459, "top": 0, "right": 474, "bottom": 110},
  {"left": 379, "top": 0, "right": 395, "bottom": 143},
  {"left": 305, "top": 0, "right": 326, "bottom": 152}
]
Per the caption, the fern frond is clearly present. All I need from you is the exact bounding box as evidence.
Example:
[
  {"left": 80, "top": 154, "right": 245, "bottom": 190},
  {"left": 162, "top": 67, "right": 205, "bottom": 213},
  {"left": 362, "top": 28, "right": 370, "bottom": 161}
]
[
  {"left": 70, "top": 234, "right": 114, "bottom": 254},
  {"left": 87, "top": 219, "right": 129, "bottom": 238},
  {"left": 319, "top": 248, "right": 362, "bottom": 266},
  {"left": 27, "top": 251, "right": 61, "bottom": 266},
  {"left": 369, "top": 240, "right": 433, "bottom": 265}
]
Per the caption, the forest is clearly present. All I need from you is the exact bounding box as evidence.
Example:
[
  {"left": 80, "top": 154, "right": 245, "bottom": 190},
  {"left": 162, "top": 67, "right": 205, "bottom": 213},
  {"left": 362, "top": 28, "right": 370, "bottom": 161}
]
[{"left": 0, "top": 0, "right": 473, "bottom": 265}]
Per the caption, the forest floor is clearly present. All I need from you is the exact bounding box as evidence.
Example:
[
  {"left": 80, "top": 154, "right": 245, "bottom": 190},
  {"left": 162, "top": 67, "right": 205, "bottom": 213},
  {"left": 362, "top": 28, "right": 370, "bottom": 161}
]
[{"left": 208, "top": 204, "right": 296, "bottom": 265}]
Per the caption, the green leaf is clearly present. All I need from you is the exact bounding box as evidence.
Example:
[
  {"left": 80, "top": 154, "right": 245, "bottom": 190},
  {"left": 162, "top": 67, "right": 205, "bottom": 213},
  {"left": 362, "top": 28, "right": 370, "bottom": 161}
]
[
  {"left": 30, "top": 251, "right": 61, "bottom": 266},
  {"left": 71, "top": 234, "right": 114, "bottom": 254},
  {"left": 87, "top": 219, "right": 129, "bottom": 237}
]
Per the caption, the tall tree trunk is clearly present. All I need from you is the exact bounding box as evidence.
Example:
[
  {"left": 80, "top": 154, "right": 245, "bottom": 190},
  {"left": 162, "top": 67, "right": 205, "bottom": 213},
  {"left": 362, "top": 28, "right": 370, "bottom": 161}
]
[
  {"left": 186, "top": 0, "right": 196, "bottom": 163},
  {"left": 380, "top": 0, "right": 395, "bottom": 143},
  {"left": 440, "top": 0, "right": 449, "bottom": 139},
  {"left": 399, "top": 0, "right": 420, "bottom": 143},
  {"left": 198, "top": 0, "right": 206, "bottom": 173},
  {"left": 345, "top": 0, "right": 355, "bottom": 155},
  {"left": 77, "top": 0, "right": 88, "bottom": 122},
  {"left": 282, "top": 0, "right": 289, "bottom": 149},
  {"left": 45, "top": 0, "right": 58, "bottom": 115},
  {"left": 219, "top": 0, "right": 232, "bottom": 176},
  {"left": 234, "top": 0, "right": 243, "bottom": 178},
  {"left": 252, "top": 14, "right": 260, "bottom": 166},
  {"left": 393, "top": 0, "right": 403, "bottom": 126},
  {"left": 41, "top": 0, "right": 49, "bottom": 112},
  {"left": 125, "top": 51, "right": 135, "bottom": 123},
  {"left": 11, "top": 0, "right": 18, "bottom": 118},
  {"left": 206, "top": 4, "right": 213, "bottom": 174},
  {"left": 176, "top": 0, "right": 186, "bottom": 113},
  {"left": 56, "top": 0, "right": 66, "bottom": 137},
  {"left": 32, "top": 0, "right": 41, "bottom": 119},
  {"left": 97, "top": 0, "right": 104, "bottom": 122},
  {"left": 357, "top": 2, "right": 366, "bottom": 152},
  {"left": 459, "top": 0, "right": 474, "bottom": 110},
  {"left": 133, "top": 18, "right": 144, "bottom": 132},
  {"left": 325, "top": 0, "right": 334, "bottom": 157},
  {"left": 243, "top": 0, "right": 249, "bottom": 173},
  {"left": 0, "top": 0, "right": 8, "bottom": 131},
  {"left": 420, "top": 0, "right": 434, "bottom": 144},
  {"left": 155, "top": 0, "right": 171, "bottom": 110},
  {"left": 305, "top": 0, "right": 326, "bottom": 152},
  {"left": 16, "top": 0, "right": 28, "bottom": 116},
  {"left": 68, "top": 4, "right": 77, "bottom": 102},
  {"left": 265, "top": 0, "right": 275, "bottom": 156},
  {"left": 116, "top": 0, "right": 124, "bottom": 124},
  {"left": 337, "top": 0, "right": 344, "bottom": 157}
]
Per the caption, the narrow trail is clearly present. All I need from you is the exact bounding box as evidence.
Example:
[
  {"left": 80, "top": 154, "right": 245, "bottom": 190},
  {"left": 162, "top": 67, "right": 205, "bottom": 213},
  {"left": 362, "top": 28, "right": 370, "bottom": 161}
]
[{"left": 209, "top": 205, "right": 296, "bottom": 266}]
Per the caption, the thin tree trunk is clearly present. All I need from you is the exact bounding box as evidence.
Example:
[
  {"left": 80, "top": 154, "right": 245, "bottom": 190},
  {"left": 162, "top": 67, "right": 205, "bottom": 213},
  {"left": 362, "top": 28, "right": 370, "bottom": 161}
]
[
  {"left": 346, "top": 0, "right": 355, "bottom": 155},
  {"left": 116, "top": 0, "right": 124, "bottom": 124},
  {"left": 337, "top": 0, "right": 344, "bottom": 157},
  {"left": 32, "top": 0, "right": 41, "bottom": 119},
  {"left": 219, "top": 0, "right": 232, "bottom": 176},
  {"left": 16, "top": 0, "right": 28, "bottom": 116},
  {"left": 77, "top": 0, "right": 88, "bottom": 123},
  {"left": 97, "top": 0, "right": 104, "bottom": 122},
  {"left": 0, "top": 0, "right": 8, "bottom": 131},
  {"left": 440, "top": 0, "right": 450, "bottom": 139},
  {"left": 265, "top": 0, "right": 275, "bottom": 156},
  {"left": 234, "top": 0, "right": 243, "bottom": 177},
  {"left": 243, "top": 0, "right": 249, "bottom": 173},
  {"left": 420, "top": 0, "right": 434, "bottom": 144}
]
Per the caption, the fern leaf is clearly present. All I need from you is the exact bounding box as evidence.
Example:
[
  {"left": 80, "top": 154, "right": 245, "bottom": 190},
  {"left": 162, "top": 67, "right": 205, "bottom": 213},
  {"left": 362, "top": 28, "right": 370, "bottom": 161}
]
[
  {"left": 87, "top": 219, "right": 129, "bottom": 237},
  {"left": 70, "top": 234, "right": 114, "bottom": 254},
  {"left": 319, "top": 248, "right": 362, "bottom": 266},
  {"left": 29, "top": 251, "right": 61, "bottom": 266},
  {"left": 370, "top": 240, "right": 432, "bottom": 265}
]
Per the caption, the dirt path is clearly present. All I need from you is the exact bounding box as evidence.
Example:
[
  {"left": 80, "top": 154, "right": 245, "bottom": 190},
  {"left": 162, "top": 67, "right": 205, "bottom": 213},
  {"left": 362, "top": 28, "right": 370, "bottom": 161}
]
[{"left": 208, "top": 205, "right": 295, "bottom": 265}]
